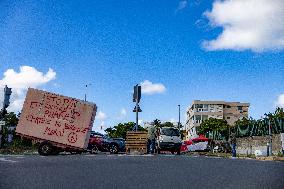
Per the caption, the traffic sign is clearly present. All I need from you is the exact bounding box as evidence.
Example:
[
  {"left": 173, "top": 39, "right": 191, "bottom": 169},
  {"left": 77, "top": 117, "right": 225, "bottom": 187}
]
[
  {"left": 133, "top": 85, "right": 141, "bottom": 103},
  {"left": 3, "top": 85, "right": 12, "bottom": 108}
]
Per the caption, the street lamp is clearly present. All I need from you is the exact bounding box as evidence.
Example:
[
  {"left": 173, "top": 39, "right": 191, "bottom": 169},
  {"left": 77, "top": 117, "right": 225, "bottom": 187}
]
[
  {"left": 178, "top": 105, "right": 181, "bottom": 136},
  {"left": 84, "top": 83, "right": 92, "bottom": 101}
]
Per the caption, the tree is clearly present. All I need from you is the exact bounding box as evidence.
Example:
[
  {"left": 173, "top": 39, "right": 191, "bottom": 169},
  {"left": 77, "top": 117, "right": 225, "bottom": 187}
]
[
  {"left": 1, "top": 112, "right": 32, "bottom": 148},
  {"left": 153, "top": 119, "right": 161, "bottom": 127},
  {"left": 105, "top": 127, "right": 115, "bottom": 137},
  {"left": 199, "top": 118, "right": 229, "bottom": 140},
  {"left": 274, "top": 107, "right": 284, "bottom": 119},
  {"left": 234, "top": 117, "right": 255, "bottom": 137},
  {"left": 3, "top": 112, "right": 19, "bottom": 126},
  {"left": 1, "top": 112, "right": 18, "bottom": 146},
  {"left": 160, "top": 122, "right": 174, "bottom": 128},
  {"left": 104, "top": 122, "right": 145, "bottom": 139}
]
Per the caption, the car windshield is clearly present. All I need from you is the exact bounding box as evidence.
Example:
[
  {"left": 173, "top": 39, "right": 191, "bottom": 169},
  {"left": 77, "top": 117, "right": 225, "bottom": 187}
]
[
  {"left": 103, "top": 135, "right": 110, "bottom": 140},
  {"left": 161, "top": 128, "right": 180, "bottom": 136}
]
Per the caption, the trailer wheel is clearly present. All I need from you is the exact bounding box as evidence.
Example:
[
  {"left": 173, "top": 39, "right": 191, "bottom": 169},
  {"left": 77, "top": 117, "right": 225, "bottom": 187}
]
[{"left": 38, "top": 141, "right": 53, "bottom": 156}]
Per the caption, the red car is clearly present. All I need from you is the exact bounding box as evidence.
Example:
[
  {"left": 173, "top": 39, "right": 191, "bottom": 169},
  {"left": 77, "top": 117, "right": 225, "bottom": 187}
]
[
  {"left": 180, "top": 140, "right": 193, "bottom": 153},
  {"left": 87, "top": 131, "right": 125, "bottom": 154},
  {"left": 180, "top": 135, "right": 210, "bottom": 153},
  {"left": 88, "top": 132, "right": 109, "bottom": 154}
]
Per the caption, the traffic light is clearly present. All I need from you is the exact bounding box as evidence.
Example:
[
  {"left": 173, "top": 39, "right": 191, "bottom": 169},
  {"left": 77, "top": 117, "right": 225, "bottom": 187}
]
[
  {"left": 132, "top": 105, "right": 142, "bottom": 112},
  {"left": 3, "top": 85, "right": 12, "bottom": 109},
  {"left": 133, "top": 85, "right": 141, "bottom": 103}
]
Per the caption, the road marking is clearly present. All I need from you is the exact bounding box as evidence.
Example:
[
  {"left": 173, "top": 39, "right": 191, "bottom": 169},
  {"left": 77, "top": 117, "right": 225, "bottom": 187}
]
[
  {"left": 189, "top": 155, "right": 200, "bottom": 158},
  {"left": 0, "top": 158, "right": 18, "bottom": 163},
  {"left": 205, "top": 156, "right": 222, "bottom": 159},
  {"left": 162, "top": 154, "right": 176, "bottom": 157},
  {"left": 13, "top": 155, "right": 25, "bottom": 159},
  {"left": 84, "top": 154, "right": 97, "bottom": 157},
  {"left": 118, "top": 154, "right": 127, "bottom": 156}
]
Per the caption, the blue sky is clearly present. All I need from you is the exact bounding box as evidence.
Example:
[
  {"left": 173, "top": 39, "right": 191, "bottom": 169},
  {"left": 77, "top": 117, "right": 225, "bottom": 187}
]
[{"left": 0, "top": 0, "right": 283, "bottom": 131}]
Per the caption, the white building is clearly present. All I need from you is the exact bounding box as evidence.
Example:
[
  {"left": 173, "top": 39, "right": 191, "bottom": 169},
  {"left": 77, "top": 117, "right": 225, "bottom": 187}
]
[{"left": 186, "top": 100, "right": 249, "bottom": 139}]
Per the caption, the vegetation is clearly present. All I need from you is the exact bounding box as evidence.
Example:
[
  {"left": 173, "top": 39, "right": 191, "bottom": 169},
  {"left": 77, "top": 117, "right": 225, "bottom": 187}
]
[
  {"left": 198, "top": 118, "right": 230, "bottom": 140},
  {"left": 0, "top": 112, "right": 34, "bottom": 152},
  {"left": 197, "top": 107, "right": 284, "bottom": 139},
  {"left": 233, "top": 107, "right": 284, "bottom": 137},
  {"left": 152, "top": 119, "right": 182, "bottom": 128},
  {"left": 160, "top": 121, "right": 174, "bottom": 127},
  {"left": 2, "top": 112, "right": 19, "bottom": 126},
  {"left": 105, "top": 122, "right": 145, "bottom": 139},
  {"left": 153, "top": 119, "right": 161, "bottom": 127}
]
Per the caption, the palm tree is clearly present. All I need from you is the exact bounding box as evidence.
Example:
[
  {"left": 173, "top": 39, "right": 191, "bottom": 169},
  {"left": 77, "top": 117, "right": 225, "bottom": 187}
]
[{"left": 153, "top": 119, "right": 161, "bottom": 127}]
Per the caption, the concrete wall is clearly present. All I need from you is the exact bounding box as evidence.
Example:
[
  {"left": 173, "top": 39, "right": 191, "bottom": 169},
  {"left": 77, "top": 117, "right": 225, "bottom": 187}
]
[{"left": 236, "top": 134, "right": 282, "bottom": 155}]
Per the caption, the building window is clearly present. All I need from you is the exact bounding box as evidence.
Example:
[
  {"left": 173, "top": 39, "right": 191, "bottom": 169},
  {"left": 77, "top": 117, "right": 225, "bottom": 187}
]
[
  {"left": 226, "top": 105, "right": 231, "bottom": 108},
  {"left": 202, "top": 115, "right": 208, "bottom": 121},
  {"left": 195, "top": 115, "right": 201, "bottom": 123},
  {"left": 195, "top": 104, "right": 208, "bottom": 112},
  {"left": 227, "top": 117, "right": 230, "bottom": 119},
  {"left": 238, "top": 106, "right": 243, "bottom": 111}
]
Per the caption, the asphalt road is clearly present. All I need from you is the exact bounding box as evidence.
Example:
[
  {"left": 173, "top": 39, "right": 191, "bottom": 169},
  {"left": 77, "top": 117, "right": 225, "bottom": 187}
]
[{"left": 0, "top": 154, "right": 283, "bottom": 189}]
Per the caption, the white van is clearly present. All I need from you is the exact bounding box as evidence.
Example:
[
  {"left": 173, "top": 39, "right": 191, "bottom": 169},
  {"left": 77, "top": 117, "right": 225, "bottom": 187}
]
[{"left": 156, "top": 127, "right": 182, "bottom": 155}]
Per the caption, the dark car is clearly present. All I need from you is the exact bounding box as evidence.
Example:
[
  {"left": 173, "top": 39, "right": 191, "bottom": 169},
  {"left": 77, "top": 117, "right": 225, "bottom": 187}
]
[
  {"left": 88, "top": 131, "right": 125, "bottom": 154},
  {"left": 106, "top": 137, "right": 125, "bottom": 153}
]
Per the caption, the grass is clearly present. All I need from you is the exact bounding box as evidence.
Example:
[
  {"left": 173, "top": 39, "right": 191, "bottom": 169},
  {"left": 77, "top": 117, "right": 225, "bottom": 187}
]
[
  {"left": 186, "top": 151, "right": 284, "bottom": 161},
  {"left": 0, "top": 146, "right": 37, "bottom": 155}
]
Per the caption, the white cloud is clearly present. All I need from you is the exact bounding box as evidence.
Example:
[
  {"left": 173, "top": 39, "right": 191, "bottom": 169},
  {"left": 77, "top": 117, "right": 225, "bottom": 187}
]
[
  {"left": 176, "top": 0, "right": 188, "bottom": 12},
  {"left": 276, "top": 94, "right": 284, "bottom": 108},
  {"left": 0, "top": 66, "right": 56, "bottom": 89},
  {"left": 202, "top": 0, "right": 284, "bottom": 52},
  {"left": 0, "top": 66, "right": 56, "bottom": 112},
  {"left": 140, "top": 80, "right": 166, "bottom": 95},
  {"left": 138, "top": 119, "right": 143, "bottom": 125},
  {"left": 96, "top": 110, "right": 107, "bottom": 121}
]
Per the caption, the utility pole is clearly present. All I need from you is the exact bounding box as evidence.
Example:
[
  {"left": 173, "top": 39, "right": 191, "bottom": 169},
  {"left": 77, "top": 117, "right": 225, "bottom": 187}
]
[
  {"left": 84, "top": 84, "right": 91, "bottom": 101},
  {"left": 133, "top": 84, "right": 141, "bottom": 131},
  {"left": 268, "top": 120, "right": 272, "bottom": 156},
  {"left": 178, "top": 105, "right": 181, "bottom": 138},
  {"left": 135, "top": 94, "right": 138, "bottom": 131}
]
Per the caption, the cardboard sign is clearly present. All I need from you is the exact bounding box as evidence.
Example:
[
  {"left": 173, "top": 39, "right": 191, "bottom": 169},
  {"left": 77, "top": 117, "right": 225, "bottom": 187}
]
[{"left": 16, "top": 88, "right": 97, "bottom": 149}]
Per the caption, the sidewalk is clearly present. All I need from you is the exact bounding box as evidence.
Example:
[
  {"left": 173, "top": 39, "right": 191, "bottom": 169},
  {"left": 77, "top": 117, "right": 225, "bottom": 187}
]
[{"left": 186, "top": 151, "right": 284, "bottom": 161}]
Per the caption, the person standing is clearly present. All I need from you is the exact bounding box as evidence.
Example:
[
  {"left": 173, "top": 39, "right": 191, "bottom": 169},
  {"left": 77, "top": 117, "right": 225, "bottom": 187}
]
[
  {"left": 230, "top": 132, "right": 237, "bottom": 158},
  {"left": 147, "top": 125, "right": 156, "bottom": 154}
]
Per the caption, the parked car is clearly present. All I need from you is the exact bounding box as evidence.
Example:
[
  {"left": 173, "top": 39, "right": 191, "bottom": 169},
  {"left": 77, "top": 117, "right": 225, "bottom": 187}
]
[
  {"left": 180, "top": 135, "right": 212, "bottom": 153},
  {"left": 87, "top": 132, "right": 108, "bottom": 154},
  {"left": 156, "top": 127, "right": 182, "bottom": 155},
  {"left": 107, "top": 137, "right": 125, "bottom": 153},
  {"left": 88, "top": 131, "right": 125, "bottom": 154},
  {"left": 180, "top": 140, "right": 193, "bottom": 153}
]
